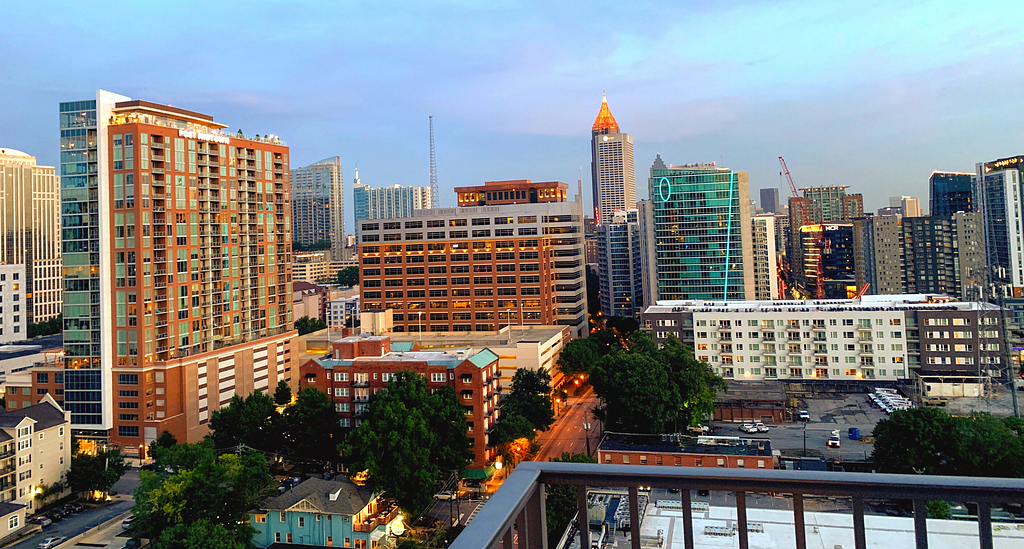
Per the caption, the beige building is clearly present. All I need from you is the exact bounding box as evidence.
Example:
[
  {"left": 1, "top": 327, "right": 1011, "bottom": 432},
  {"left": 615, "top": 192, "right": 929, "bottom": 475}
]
[
  {"left": 0, "top": 394, "right": 71, "bottom": 512},
  {"left": 590, "top": 93, "right": 636, "bottom": 226},
  {"left": 0, "top": 149, "right": 61, "bottom": 323},
  {"left": 752, "top": 215, "right": 779, "bottom": 300}
]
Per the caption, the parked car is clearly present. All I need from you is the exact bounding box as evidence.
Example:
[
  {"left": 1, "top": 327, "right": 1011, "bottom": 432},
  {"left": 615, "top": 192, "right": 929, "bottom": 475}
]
[
  {"left": 32, "top": 516, "right": 52, "bottom": 527},
  {"left": 739, "top": 423, "right": 757, "bottom": 433},
  {"left": 123, "top": 539, "right": 144, "bottom": 549},
  {"left": 435, "top": 491, "right": 456, "bottom": 500},
  {"left": 46, "top": 510, "right": 64, "bottom": 522},
  {"left": 122, "top": 515, "right": 136, "bottom": 530},
  {"left": 38, "top": 537, "right": 67, "bottom": 549},
  {"left": 798, "top": 410, "right": 810, "bottom": 421},
  {"left": 827, "top": 436, "right": 842, "bottom": 448},
  {"left": 62, "top": 503, "right": 83, "bottom": 514},
  {"left": 753, "top": 422, "right": 770, "bottom": 432}
]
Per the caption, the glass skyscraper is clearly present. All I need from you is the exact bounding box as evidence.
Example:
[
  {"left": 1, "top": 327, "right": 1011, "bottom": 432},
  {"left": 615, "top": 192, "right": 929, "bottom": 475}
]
[
  {"left": 929, "top": 171, "right": 974, "bottom": 217},
  {"left": 645, "top": 155, "right": 754, "bottom": 301}
]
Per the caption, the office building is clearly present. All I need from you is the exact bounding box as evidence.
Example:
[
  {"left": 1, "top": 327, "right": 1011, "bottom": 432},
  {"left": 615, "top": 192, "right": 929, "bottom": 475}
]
[
  {"left": 890, "top": 196, "right": 923, "bottom": 217},
  {"left": 976, "top": 156, "right": 1024, "bottom": 293},
  {"left": 877, "top": 206, "right": 903, "bottom": 216},
  {"left": 290, "top": 157, "right": 343, "bottom": 259},
  {"left": 359, "top": 179, "right": 587, "bottom": 338},
  {"left": 0, "top": 149, "right": 61, "bottom": 323},
  {"left": 0, "top": 265, "right": 26, "bottom": 344},
  {"left": 637, "top": 200, "right": 659, "bottom": 307},
  {"left": 598, "top": 433, "right": 773, "bottom": 469},
  {"left": 751, "top": 215, "right": 779, "bottom": 300},
  {"left": 58, "top": 92, "right": 296, "bottom": 453},
  {"left": 930, "top": 171, "right": 974, "bottom": 217},
  {"left": 596, "top": 209, "right": 644, "bottom": 317},
  {"left": 327, "top": 296, "right": 360, "bottom": 329},
  {"left": 800, "top": 224, "right": 856, "bottom": 299},
  {"left": 352, "top": 180, "right": 432, "bottom": 231},
  {"left": 643, "top": 294, "right": 1005, "bottom": 382},
  {"left": 853, "top": 215, "right": 904, "bottom": 296},
  {"left": 759, "top": 188, "right": 780, "bottom": 213},
  {"left": 590, "top": 92, "right": 635, "bottom": 225},
  {"left": 249, "top": 477, "right": 398, "bottom": 548},
  {"left": 788, "top": 186, "right": 863, "bottom": 294},
  {"left": 644, "top": 156, "right": 755, "bottom": 301},
  {"left": 0, "top": 394, "right": 71, "bottom": 511},
  {"left": 902, "top": 213, "right": 986, "bottom": 300},
  {"left": 292, "top": 251, "right": 332, "bottom": 284},
  {"left": 300, "top": 335, "right": 500, "bottom": 469}
]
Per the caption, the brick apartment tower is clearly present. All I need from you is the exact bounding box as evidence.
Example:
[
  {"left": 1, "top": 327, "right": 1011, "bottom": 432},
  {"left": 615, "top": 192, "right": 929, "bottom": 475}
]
[{"left": 56, "top": 92, "right": 297, "bottom": 454}]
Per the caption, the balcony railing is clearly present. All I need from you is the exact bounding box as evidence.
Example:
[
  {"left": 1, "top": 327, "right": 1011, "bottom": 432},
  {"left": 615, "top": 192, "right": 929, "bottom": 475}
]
[{"left": 452, "top": 461, "right": 1024, "bottom": 549}]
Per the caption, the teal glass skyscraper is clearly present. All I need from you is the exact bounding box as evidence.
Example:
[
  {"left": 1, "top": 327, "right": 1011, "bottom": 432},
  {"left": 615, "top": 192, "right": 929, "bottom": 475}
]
[{"left": 645, "top": 155, "right": 754, "bottom": 301}]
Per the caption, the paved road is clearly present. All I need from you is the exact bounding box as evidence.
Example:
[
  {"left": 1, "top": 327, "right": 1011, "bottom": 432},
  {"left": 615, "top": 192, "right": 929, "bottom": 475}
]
[
  {"left": 9, "top": 499, "right": 133, "bottom": 549},
  {"left": 534, "top": 386, "right": 599, "bottom": 463}
]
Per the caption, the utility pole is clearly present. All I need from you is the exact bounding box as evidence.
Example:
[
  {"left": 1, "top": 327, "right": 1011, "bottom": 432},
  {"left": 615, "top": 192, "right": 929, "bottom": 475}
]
[
  {"left": 583, "top": 422, "right": 591, "bottom": 456},
  {"left": 999, "top": 292, "right": 1021, "bottom": 417}
]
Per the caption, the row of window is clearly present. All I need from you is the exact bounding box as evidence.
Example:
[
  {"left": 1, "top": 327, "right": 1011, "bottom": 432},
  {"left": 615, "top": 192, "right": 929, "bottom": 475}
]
[{"left": 361, "top": 216, "right": 540, "bottom": 232}]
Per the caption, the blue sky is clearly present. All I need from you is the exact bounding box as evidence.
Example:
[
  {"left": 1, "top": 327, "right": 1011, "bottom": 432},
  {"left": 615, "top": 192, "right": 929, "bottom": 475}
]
[{"left": 2, "top": 0, "right": 1022, "bottom": 229}]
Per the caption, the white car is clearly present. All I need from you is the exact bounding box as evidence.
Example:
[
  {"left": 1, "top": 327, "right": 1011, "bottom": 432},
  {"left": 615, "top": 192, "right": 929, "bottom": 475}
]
[
  {"left": 798, "top": 410, "right": 810, "bottom": 421},
  {"left": 739, "top": 423, "right": 757, "bottom": 433},
  {"left": 39, "top": 537, "right": 67, "bottom": 549},
  {"left": 827, "top": 436, "right": 841, "bottom": 448},
  {"left": 435, "top": 491, "right": 456, "bottom": 500}
]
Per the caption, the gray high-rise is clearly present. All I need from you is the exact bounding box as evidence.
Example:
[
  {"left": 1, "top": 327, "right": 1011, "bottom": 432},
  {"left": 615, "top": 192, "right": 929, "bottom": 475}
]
[
  {"left": 290, "top": 157, "right": 343, "bottom": 259},
  {"left": 759, "top": 187, "right": 779, "bottom": 213}
]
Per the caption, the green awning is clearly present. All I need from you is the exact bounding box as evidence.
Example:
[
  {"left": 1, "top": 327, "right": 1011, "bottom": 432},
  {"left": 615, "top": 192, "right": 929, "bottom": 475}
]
[{"left": 462, "top": 465, "right": 496, "bottom": 479}]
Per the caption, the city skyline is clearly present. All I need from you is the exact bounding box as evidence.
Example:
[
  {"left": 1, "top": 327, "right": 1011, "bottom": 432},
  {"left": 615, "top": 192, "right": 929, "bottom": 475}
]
[{"left": 1, "top": 1, "right": 1021, "bottom": 219}]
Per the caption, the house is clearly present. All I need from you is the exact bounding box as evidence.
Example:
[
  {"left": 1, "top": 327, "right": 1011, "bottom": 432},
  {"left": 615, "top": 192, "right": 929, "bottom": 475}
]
[
  {"left": 0, "top": 393, "right": 71, "bottom": 511},
  {"left": 249, "top": 477, "right": 399, "bottom": 548},
  {"left": 0, "top": 501, "right": 30, "bottom": 546}
]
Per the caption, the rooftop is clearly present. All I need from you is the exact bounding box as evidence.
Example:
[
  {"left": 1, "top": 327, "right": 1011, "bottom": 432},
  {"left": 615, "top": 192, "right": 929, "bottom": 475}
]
[
  {"left": 592, "top": 91, "right": 619, "bottom": 133},
  {"left": 257, "top": 477, "right": 373, "bottom": 516},
  {"left": 644, "top": 294, "right": 998, "bottom": 315},
  {"left": 599, "top": 432, "right": 772, "bottom": 457},
  {"left": 383, "top": 325, "right": 567, "bottom": 349},
  {"left": 0, "top": 397, "right": 67, "bottom": 431},
  {"left": 313, "top": 347, "right": 498, "bottom": 370}
]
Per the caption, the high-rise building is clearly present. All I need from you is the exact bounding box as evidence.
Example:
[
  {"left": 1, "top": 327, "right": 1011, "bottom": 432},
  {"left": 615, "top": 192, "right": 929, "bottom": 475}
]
[
  {"left": 644, "top": 155, "right": 755, "bottom": 301},
  {"left": 58, "top": 92, "right": 296, "bottom": 452},
  {"left": 759, "top": 188, "right": 780, "bottom": 213},
  {"left": 596, "top": 209, "right": 643, "bottom": 318},
  {"left": 290, "top": 156, "right": 343, "bottom": 258},
  {"left": 853, "top": 215, "right": 905, "bottom": 296},
  {"left": 976, "top": 156, "right": 1024, "bottom": 291},
  {"left": 929, "top": 171, "right": 974, "bottom": 217},
  {"left": 800, "top": 224, "right": 856, "bottom": 299},
  {"left": 358, "top": 179, "right": 588, "bottom": 338},
  {"left": 0, "top": 149, "right": 61, "bottom": 322},
  {"left": 0, "top": 265, "right": 26, "bottom": 343},
  {"left": 903, "top": 213, "right": 986, "bottom": 300},
  {"left": 788, "top": 186, "right": 863, "bottom": 294},
  {"left": 890, "top": 196, "right": 923, "bottom": 217},
  {"left": 590, "top": 92, "right": 635, "bottom": 225},
  {"left": 751, "top": 215, "right": 779, "bottom": 300},
  {"left": 352, "top": 181, "right": 432, "bottom": 232}
]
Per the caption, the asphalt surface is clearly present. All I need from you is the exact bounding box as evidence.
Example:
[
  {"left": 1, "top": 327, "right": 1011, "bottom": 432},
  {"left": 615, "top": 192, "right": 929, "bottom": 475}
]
[
  {"left": 8, "top": 499, "right": 133, "bottom": 549},
  {"left": 533, "top": 386, "right": 600, "bottom": 462}
]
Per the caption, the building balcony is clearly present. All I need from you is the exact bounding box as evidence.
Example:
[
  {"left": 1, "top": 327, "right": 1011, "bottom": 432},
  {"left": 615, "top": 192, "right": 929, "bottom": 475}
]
[{"left": 452, "top": 462, "right": 1024, "bottom": 549}]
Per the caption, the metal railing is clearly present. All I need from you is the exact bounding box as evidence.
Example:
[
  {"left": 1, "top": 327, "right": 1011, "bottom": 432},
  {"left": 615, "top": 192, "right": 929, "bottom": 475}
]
[{"left": 451, "top": 461, "right": 1024, "bottom": 549}]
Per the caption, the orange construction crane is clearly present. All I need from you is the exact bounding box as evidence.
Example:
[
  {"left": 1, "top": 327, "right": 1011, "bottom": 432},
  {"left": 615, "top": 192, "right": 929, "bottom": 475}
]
[
  {"left": 779, "top": 156, "right": 827, "bottom": 299},
  {"left": 853, "top": 283, "right": 871, "bottom": 299}
]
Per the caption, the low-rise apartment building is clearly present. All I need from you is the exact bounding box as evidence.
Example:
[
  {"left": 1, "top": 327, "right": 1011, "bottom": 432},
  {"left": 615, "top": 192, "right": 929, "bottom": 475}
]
[
  {"left": 299, "top": 335, "right": 500, "bottom": 470},
  {"left": 0, "top": 394, "right": 71, "bottom": 512},
  {"left": 642, "top": 294, "right": 1005, "bottom": 383},
  {"left": 598, "top": 433, "right": 774, "bottom": 469}
]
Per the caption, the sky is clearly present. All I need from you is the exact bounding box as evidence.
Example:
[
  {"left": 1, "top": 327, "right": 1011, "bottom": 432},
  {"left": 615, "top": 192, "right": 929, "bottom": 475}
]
[{"left": 1, "top": 0, "right": 1022, "bottom": 231}]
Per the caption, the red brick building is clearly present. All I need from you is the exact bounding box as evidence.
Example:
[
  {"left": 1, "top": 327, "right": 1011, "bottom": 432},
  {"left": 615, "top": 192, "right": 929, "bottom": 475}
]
[
  {"left": 598, "top": 433, "right": 775, "bottom": 470},
  {"left": 299, "top": 335, "right": 500, "bottom": 470}
]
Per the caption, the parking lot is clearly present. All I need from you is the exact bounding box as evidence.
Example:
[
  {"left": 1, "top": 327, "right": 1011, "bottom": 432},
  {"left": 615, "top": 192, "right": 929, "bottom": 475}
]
[{"left": 715, "top": 394, "right": 887, "bottom": 461}]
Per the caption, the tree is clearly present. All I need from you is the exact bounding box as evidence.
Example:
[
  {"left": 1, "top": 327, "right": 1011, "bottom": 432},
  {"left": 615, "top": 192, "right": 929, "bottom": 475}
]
[
  {"left": 545, "top": 452, "right": 596, "bottom": 546},
  {"left": 294, "top": 315, "right": 327, "bottom": 335},
  {"left": 343, "top": 371, "right": 470, "bottom": 510},
  {"left": 336, "top": 266, "right": 359, "bottom": 287},
  {"left": 281, "top": 388, "right": 342, "bottom": 462},
  {"left": 557, "top": 338, "right": 600, "bottom": 377},
  {"left": 273, "top": 380, "right": 292, "bottom": 406},
  {"left": 150, "top": 430, "right": 178, "bottom": 453},
  {"left": 500, "top": 368, "right": 555, "bottom": 432},
  {"left": 67, "top": 446, "right": 129, "bottom": 497},
  {"left": 293, "top": 239, "right": 331, "bottom": 252},
  {"left": 150, "top": 519, "right": 249, "bottom": 549},
  {"left": 208, "top": 391, "right": 282, "bottom": 452},
  {"left": 133, "top": 443, "right": 272, "bottom": 544}
]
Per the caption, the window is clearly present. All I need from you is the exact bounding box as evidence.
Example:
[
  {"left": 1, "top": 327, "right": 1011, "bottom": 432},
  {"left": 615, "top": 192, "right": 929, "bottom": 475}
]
[
  {"left": 275, "top": 533, "right": 282, "bottom": 543},
  {"left": 255, "top": 514, "right": 267, "bottom": 523},
  {"left": 430, "top": 373, "right": 446, "bottom": 382},
  {"left": 299, "top": 516, "right": 305, "bottom": 527},
  {"left": 59, "top": 427, "right": 64, "bottom": 437},
  {"left": 8, "top": 515, "right": 17, "bottom": 530},
  {"left": 118, "top": 425, "right": 140, "bottom": 438}
]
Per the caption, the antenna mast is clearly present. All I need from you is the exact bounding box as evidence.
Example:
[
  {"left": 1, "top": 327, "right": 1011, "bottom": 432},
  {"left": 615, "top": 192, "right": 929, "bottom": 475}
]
[{"left": 429, "top": 116, "right": 439, "bottom": 208}]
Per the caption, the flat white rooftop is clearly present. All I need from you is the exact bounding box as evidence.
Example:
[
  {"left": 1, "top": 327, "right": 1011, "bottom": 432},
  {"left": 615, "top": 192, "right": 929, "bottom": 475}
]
[{"left": 645, "top": 294, "right": 998, "bottom": 315}]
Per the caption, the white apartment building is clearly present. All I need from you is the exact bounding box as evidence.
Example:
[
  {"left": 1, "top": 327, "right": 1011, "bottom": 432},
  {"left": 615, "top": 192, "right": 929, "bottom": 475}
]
[
  {"left": 752, "top": 215, "right": 779, "bottom": 300},
  {"left": 0, "top": 266, "right": 26, "bottom": 344},
  {"left": 0, "top": 394, "right": 71, "bottom": 511},
  {"left": 643, "top": 294, "right": 1004, "bottom": 383}
]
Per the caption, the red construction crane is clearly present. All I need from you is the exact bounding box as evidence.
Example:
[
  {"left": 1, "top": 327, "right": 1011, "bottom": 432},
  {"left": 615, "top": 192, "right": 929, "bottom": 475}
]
[{"left": 779, "top": 156, "right": 827, "bottom": 299}]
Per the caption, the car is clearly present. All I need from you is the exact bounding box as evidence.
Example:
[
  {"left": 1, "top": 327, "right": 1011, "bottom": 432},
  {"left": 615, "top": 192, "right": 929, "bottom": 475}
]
[
  {"left": 435, "top": 491, "right": 455, "bottom": 500},
  {"left": 739, "top": 423, "right": 757, "bottom": 433},
  {"left": 827, "top": 436, "right": 842, "bottom": 448},
  {"left": 122, "top": 515, "right": 136, "bottom": 530},
  {"left": 62, "top": 503, "right": 83, "bottom": 514},
  {"left": 123, "top": 539, "right": 144, "bottom": 549},
  {"left": 46, "top": 510, "right": 64, "bottom": 522},
  {"left": 38, "top": 537, "right": 67, "bottom": 549},
  {"left": 753, "top": 422, "right": 770, "bottom": 432},
  {"left": 32, "top": 516, "right": 52, "bottom": 527},
  {"left": 798, "top": 410, "right": 810, "bottom": 421},
  {"left": 668, "top": 488, "right": 680, "bottom": 493}
]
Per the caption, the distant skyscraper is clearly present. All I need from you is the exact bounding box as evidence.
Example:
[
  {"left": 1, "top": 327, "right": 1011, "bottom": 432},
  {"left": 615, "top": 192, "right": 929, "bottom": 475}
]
[
  {"left": 352, "top": 181, "right": 432, "bottom": 233},
  {"left": 976, "top": 155, "right": 1024, "bottom": 289},
  {"left": 759, "top": 188, "right": 779, "bottom": 213},
  {"left": 0, "top": 148, "right": 61, "bottom": 322},
  {"left": 290, "top": 156, "right": 342, "bottom": 257},
  {"left": 929, "top": 171, "right": 974, "bottom": 217},
  {"left": 590, "top": 92, "right": 635, "bottom": 225},
  {"left": 751, "top": 215, "right": 779, "bottom": 300},
  {"left": 800, "top": 224, "right": 856, "bottom": 299},
  {"left": 788, "top": 186, "right": 863, "bottom": 293},
  {"left": 0, "top": 264, "right": 26, "bottom": 343},
  {"left": 596, "top": 209, "right": 643, "bottom": 317},
  {"left": 890, "top": 196, "right": 922, "bottom": 217},
  {"left": 644, "top": 155, "right": 754, "bottom": 301}
]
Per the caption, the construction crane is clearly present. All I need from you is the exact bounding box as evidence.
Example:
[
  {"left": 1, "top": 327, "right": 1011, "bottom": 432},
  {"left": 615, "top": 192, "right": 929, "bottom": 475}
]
[
  {"left": 779, "top": 156, "right": 827, "bottom": 299},
  {"left": 853, "top": 283, "right": 871, "bottom": 300}
]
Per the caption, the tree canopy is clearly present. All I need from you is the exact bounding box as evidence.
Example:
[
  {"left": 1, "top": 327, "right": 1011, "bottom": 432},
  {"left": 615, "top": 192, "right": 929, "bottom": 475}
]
[
  {"left": 295, "top": 316, "right": 327, "bottom": 335},
  {"left": 872, "top": 408, "right": 1024, "bottom": 477},
  {"left": 343, "top": 371, "right": 470, "bottom": 511},
  {"left": 499, "top": 368, "right": 555, "bottom": 433},
  {"left": 67, "top": 445, "right": 129, "bottom": 496},
  {"left": 273, "top": 380, "right": 293, "bottom": 406},
  {"left": 281, "top": 388, "right": 344, "bottom": 462},
  {"left": 336, "top": 266, "right": 359, "bottom": 287},
  {"left": 589, "top": 332, "right": 726, "bottom": 433},
  {"left": 556, "top": 338, "right": 600, "bottom": 377},
  {"left": 150, "top": 519, "right": 249, "bottom": 549},
  {"left": 208, "top": 390, "right": 282, "bottom": 452}
]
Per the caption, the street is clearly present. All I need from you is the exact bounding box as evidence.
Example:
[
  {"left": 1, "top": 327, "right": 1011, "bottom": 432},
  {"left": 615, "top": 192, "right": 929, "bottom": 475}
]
[
  {"left": 533, "top": 386, "right": 599, "bottom": 463},
  {"left": 7, "top": 499, "right": 133, "bottom": 549}
]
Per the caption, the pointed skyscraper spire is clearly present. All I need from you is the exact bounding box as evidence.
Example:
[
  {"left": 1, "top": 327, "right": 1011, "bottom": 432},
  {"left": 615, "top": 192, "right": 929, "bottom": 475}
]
[{"left": 592, "top": 90, "right": 619, "bottom": 134}]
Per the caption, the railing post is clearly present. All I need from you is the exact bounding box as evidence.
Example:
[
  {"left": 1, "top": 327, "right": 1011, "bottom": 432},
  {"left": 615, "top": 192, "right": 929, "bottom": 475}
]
[
  {"left": 577, "top": 485, "right": 590, "bottom": 549},
  {"left": 913, "top": 499, "right": 928, "bottom": 549},
  {"left": 628, "top": 486, "right": 641, "bottom": 549},
  {"left": 978, "top": 502, "right": 993, "bottom": 549},
  {"left": 793, "top": 494, "right": 807, "bottom": 549},
  {"left": 501, "top": 527, "right": 513, "bottom": 549},
  {"left": 852, "top": 496, "right": 866, "bottom": 549},
  {"left": 524, "top": 483, "right": 547, "bottom": 549},
  {"left": 736, "top": 491, "right": 748, "bottom": 549},
  {"left": 680, "top": 489, "right": 694, "bottom": 549}
]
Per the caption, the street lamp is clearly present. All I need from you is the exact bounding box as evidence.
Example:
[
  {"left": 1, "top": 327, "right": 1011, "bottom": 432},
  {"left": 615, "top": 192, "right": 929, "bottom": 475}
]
[
  {"left": 505, "top": 308, "right": 513, "bottom": 344},
  {"left": 387, "top": 514, "right": 406, "bottom": 546},
  {"left": 583, "top": 422, "right": 592, "bottom": 456}
]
